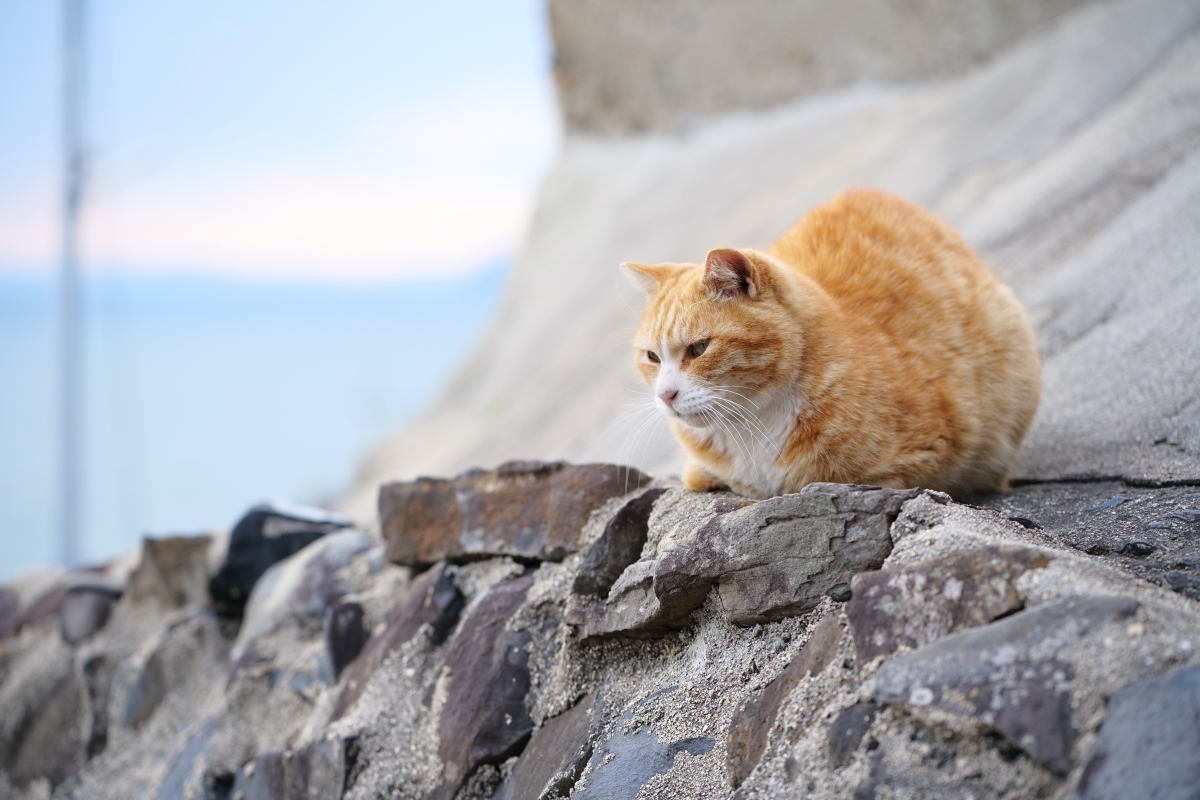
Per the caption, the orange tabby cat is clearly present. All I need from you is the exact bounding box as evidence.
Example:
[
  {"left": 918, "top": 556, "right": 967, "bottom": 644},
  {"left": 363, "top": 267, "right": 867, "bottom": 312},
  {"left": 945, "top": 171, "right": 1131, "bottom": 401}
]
[{"left": 622, "top": 188, "right": 1040, "bottom": 499}]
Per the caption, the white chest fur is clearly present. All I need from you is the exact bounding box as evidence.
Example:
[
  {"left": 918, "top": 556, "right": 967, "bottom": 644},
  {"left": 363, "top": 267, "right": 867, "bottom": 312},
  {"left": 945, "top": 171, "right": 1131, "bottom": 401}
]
[{"left": 682, "top": 384, "right": 800, "bottom": 496}]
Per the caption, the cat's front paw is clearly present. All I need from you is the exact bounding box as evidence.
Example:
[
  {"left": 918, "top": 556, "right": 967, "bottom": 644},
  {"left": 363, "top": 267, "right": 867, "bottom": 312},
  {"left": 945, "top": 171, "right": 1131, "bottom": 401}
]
[{"left": 683, "top": 462, "right": 730, "bottom": 492}]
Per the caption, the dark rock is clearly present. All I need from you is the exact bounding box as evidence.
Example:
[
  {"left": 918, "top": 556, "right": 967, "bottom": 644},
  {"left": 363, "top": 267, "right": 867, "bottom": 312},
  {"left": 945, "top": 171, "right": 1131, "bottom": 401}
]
[
  {"left": 727, "top": 613, "right": 844, "bottom": 788},
  {"left": 381, "top": 461, "right": 649, "bottom": 567},
  {"left": 430, "top": 573, "right": 536, "bottom": 799},
  {"left": 209, "top": 500, "right": 352, "bottom": 616},
  {"left": 846, "top": 545, "right": 1051, "bottom": 663},
  {"left": 1007, "top": 516, "right": 1042, "bottom": 529},
  {"left": 1118, "top": 539, "right": 1155, "bottom": 557},
  {"left": 324, "top": 601, "right": 367, "bottom": 679},
  {"left": 152, "top": 719, "right": 214, "bottom": 800},
  {"left": 61, "top": 577, "right": 123, "bottom": 644},
  {"left": 875, "top": 595, "right": 1139, "bottom": 776},
  {"left": 1167, "top": 509, "right": 1200, "bottom": 523},
  {"left": 232, "top": 739, "right": 347, "bottom": 800},
  {"left": 1086, "top": 496, "right": 1127, "bottom": 512},
  {"left": 0, "top": 587, "right": 18, "bottom": 639},
  {"left": 333, "top": 562, "right": 463, "bottom": 720},
  {"left": 233, "top": 530, "right": 372, "bottom": 661},
  {"left": 233, "top": 750, "right": 285, "bottom": 800},
  {"left": 126, "top": 534, "right": 213, "bottom": 608},
  {"left": 80, "top": 654, "right": 113, "bottom": 758},
  {"left": 828, "top": 703, "right": 878, "bottom": 768},
  {"left": 3, "top": 670, "right": 86, "bottom": 788},
  {"left": 492, "top": 692, "right": 602, "bottom": 800},
  {"left": 1073, "top": 662, "right": 1200, "bottom": 800},
  {"left": 573, "top": 720, "right": 714, "bottom": 800},
  {"left": 828, "top": 583, "right": 853, "bottom": 602},
  {"left": 1165, "top": 571, "right": 1200, "bottom": 593},
  {"left": 575, "top": 484, "right": 919, "bottom": 637},
  {"left": 122, "top": 648, "right": 166, "bottom": 728},
  {"left": 573, "top": 488, "right": 667, "bottom": 597}
]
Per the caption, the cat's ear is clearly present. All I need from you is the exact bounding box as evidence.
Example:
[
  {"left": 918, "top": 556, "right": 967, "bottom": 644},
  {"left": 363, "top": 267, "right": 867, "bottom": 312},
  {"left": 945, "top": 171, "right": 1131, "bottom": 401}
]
[
  {"left": 620, "top": 262, "right": 666, "bottom": 296},
  {"left": 703, "top": 248, "right": 759, "bottom": 300}
]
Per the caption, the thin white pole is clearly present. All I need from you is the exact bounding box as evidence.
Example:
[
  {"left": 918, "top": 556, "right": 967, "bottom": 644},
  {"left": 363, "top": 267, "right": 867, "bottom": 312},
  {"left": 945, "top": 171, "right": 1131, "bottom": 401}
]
[{"left": 59, "top": 0, "right": 85, "bottom": 568}]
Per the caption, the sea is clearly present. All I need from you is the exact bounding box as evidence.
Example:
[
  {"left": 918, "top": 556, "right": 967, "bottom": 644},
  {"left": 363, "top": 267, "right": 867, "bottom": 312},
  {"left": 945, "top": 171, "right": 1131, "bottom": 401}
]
[{"left": 0, "top": 262, "right": 506, "bottom": 581}]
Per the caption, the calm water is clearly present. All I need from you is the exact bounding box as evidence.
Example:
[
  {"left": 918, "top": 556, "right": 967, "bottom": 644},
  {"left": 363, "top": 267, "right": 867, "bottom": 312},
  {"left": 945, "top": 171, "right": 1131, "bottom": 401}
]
[{"left": 0, "top": 265, "right": 505, "bottom": 580}]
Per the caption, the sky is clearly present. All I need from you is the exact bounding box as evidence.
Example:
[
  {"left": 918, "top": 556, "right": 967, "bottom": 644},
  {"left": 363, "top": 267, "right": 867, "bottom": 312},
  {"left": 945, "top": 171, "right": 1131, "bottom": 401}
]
[
  {"left": 0, "top": 0, "right": 559, "bottom": 280},
  {"left": 0, "top": 1, "right": 559, "bottom": 580}
]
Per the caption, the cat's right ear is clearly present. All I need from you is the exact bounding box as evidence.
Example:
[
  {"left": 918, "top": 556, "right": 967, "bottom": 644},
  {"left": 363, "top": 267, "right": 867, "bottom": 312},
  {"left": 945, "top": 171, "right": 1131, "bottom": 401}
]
[
  {"left": 703, "top": 248, "right": 760, "bottom": 301},
  {"left": 620, "top": 262, "right": 664, "bottom": 296}
]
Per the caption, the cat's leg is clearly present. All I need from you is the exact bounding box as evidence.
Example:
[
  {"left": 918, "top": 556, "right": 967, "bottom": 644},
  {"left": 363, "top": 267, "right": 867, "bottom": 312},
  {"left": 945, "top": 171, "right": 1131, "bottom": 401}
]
[{"left": 683, "top": 461, "right": 729, "bottom": 492}]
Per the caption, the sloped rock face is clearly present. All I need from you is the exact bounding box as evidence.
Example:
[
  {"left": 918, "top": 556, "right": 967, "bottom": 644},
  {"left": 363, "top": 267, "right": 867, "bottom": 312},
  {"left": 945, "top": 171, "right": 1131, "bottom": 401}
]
[{"left": 4, "top": 467, "right": 1199, "bottom": 799}]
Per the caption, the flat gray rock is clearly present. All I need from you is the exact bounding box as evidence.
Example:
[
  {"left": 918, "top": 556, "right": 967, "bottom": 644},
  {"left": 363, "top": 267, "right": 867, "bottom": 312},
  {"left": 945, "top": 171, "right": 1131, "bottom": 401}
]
[
  {"left": 876, "top": 595, "right": 1139, "bottom": 775},
  {"left": 1073, "top": 662, "right": 1200, "bottom": 800},
  {"left": 572, "top": 484, "right": 917, "bottom": 637},
  {"left": 846, "top": 545, "right": 1052, "bottom": 663}
]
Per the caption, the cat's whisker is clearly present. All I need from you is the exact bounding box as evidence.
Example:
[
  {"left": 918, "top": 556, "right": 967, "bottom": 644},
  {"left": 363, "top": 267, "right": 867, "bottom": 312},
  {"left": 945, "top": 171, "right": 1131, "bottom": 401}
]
[
  {"left": 715, "top": 411, "right": 774, "bottom": 463},
  {"left": 596, "top": 402, "right": 659, "bottom": 447},
  {"left": 618, "top": 404, "right": 665, "bottom": 474},
  {"left": 702, "top": 406, "right": 754, "bottom": 466},
  {"left": 712, "top": 387, "right": 763, "bottom": 411},
  {"left": 707, "top": 395, "right": 778, "bottom": 455}
]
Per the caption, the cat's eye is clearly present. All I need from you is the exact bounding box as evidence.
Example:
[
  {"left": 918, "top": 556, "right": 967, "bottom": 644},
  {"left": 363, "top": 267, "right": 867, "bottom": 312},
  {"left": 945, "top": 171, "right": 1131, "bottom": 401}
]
[
  {"left": 647, "top": 351, "right": 660, "bottom": 363},
  {"left": 689, "top": 339, "right": 710, "bottom": 358}
]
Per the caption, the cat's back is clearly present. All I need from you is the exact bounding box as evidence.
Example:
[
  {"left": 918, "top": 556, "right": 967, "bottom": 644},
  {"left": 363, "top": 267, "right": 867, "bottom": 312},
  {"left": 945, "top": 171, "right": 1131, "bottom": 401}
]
[
  {"left": 769, "top": 188, "right": 999, "bottom": 344},
  {"left": 768, "top": 187, "right": 1040, "bottom": 495}
]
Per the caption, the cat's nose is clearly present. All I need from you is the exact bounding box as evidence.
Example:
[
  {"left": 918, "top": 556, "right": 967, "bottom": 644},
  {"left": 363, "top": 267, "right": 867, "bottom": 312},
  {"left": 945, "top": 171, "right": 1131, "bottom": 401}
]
[{"left": 658, "top": 389, "right": 678, "bottom": 406}]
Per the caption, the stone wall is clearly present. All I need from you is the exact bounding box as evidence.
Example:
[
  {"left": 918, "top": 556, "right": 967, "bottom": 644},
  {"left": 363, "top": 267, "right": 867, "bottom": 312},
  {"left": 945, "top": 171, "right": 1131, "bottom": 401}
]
[
  {"left": 3, "top": 463, "right": 1200, "bottom": 798},
  {"left": 550, "top": 0, "right": 1099, "bottom": 134}
]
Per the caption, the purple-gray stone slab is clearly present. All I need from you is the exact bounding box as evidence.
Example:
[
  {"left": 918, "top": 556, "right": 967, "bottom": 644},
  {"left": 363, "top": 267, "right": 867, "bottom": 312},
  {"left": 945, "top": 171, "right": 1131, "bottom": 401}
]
[
  {"left": 875, "top": 595, "right": 1139, "bottom": 776},
  {"left": 324, "top": 601, "right": 366, "bottom": 680},
  {"left": 573, "top": 718, "right": 714, "bottom": 800},
  {"left": 428, "top": 573, "right": 536, "bottom": 799},
  {"left": 61, "top": 585, "right": 121, "bottom": 645},
  {"left": 332, "top": 562, "right": 463, "bottom": 721},
  {"left": 1073, "top": 662, "right": 1200, "bottom": 800},
  {"left": 846, "top": 545, "right": 1051, "bottom": 663},
  {"left": 827, "top": 703, "right": 879, "bottom": 768},
  {"left": 491, "top": 691, "right": 602, "bottom": 800},
  {"left": 152, "top": 719, "right": 215, "bottom": 800}
]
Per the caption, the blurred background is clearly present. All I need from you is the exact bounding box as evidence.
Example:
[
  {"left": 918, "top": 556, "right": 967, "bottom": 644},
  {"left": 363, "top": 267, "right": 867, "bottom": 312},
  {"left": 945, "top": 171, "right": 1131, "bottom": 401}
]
[{"left": 0, "top": 1, "right": 558, "bottom": 579}]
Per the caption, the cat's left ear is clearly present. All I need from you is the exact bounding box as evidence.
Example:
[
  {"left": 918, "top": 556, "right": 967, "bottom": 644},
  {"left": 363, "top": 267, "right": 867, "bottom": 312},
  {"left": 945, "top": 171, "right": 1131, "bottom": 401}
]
[
  {"left": 703, "top": 248, "right": 760, "bottom": 300},
  {"left": 620, "top": 262, "right": 666, "bottom": 296}
]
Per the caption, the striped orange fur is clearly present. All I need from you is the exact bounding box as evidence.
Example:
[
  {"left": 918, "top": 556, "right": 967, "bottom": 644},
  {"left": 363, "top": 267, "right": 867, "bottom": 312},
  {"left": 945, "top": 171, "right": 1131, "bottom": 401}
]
[{"left": 622, "top": 188, "right": 1041, "bottom": 499}]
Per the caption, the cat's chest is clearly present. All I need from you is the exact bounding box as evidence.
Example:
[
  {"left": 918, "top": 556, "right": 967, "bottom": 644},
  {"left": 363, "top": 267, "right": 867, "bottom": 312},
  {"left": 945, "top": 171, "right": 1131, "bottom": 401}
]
[{"left": 693, "top": 393, "right": 798, "bottom": 495}]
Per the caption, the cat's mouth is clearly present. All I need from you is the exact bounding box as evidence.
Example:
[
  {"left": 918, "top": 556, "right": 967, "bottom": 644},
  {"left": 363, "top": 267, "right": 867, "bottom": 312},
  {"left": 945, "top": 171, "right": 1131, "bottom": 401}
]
[{"left": 665, "top": 405, "right": 706, "bottom": 426}]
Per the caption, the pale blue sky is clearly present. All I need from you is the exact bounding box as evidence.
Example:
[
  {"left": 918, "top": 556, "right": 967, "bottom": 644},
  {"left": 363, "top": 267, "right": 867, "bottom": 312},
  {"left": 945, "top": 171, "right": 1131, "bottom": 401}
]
[{"left": 0, "top": 1, "right": 558, "bottom": 278}]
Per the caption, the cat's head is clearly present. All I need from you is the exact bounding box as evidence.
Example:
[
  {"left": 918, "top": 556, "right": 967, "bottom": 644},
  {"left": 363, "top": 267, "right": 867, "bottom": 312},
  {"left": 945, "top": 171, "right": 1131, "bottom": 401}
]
[{"left": 622, "top": 248, "right": 798, "bottom": 426}]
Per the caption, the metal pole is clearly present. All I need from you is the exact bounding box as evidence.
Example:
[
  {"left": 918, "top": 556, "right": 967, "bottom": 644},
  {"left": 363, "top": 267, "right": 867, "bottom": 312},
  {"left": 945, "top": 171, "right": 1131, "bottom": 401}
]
[{"left": 59, "top": 0, "right": 85, "bottom": 568}]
